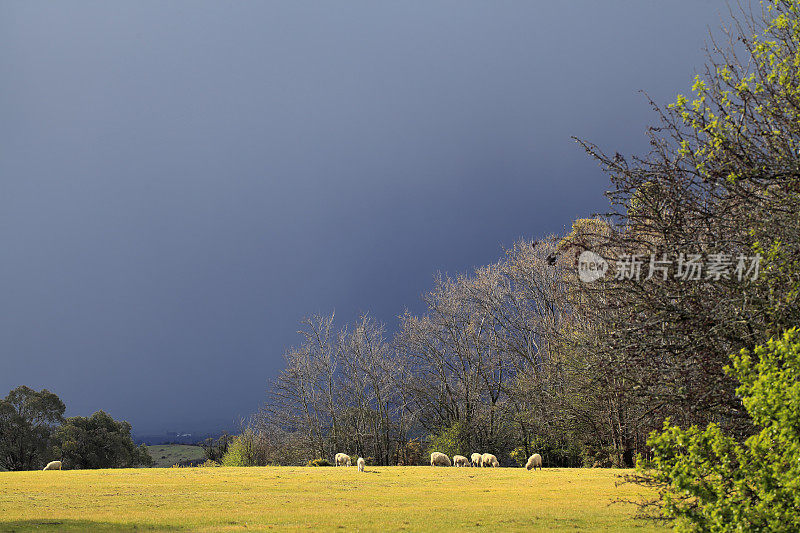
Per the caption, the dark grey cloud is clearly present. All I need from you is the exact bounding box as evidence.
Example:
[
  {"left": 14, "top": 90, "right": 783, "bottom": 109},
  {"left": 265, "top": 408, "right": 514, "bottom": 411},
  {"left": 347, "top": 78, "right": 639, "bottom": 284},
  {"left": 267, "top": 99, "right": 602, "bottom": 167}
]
[{"left": 1, "top": 1, "right": 722, "bottom": 433}]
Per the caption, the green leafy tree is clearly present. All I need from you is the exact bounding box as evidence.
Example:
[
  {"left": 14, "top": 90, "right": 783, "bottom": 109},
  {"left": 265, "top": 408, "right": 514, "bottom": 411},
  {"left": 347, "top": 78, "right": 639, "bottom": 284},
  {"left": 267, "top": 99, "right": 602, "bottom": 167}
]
[
  {"left": 636, "top": 328, "right": 800, "bottom": 531},
  {"left": 54, "top": 410, "right": 152, "bottom": 469},
  {"left": 0, "top": 386, "right": 65, "bottom": 470}
]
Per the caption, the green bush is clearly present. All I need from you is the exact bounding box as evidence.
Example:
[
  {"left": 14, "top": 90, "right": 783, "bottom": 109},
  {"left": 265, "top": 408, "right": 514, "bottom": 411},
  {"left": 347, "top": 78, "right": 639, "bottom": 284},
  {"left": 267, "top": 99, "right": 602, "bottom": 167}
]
[
  {"left": 637, "top": 328, "right": 800, "bottom": 531},
  {"left": 219, "top": 428, "right": 271, "bottom": 467},
  {"left": 220, "top": 441, "right": 248, "bottom": 467},
  {"left": 306, "top": 458, "right": 331, "bottom": 467},
  {"left": 428, "top": 420, "right": 470, "bottom": 458},
  {"left": 509, "top": 446, "right": 527, "bottom": 468}
]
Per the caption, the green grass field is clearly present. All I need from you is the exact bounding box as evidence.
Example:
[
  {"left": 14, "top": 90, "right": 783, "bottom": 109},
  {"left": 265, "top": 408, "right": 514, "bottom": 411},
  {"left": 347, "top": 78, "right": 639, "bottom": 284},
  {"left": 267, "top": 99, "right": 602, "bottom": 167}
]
[
  {"left": 145, "top": 445, "right": 207, "bottom": 468},
  {"left": 0, "top": 467, "right": 667, "bottom": 532}
]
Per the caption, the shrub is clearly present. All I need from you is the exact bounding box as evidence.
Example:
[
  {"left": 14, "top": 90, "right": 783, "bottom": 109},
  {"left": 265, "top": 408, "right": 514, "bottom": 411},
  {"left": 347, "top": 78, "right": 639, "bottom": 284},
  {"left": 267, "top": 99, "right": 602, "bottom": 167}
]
[
  {"left": 220, "top": 428, "right": 271, "bottom": 467},
  {"left": 509, "top": 446, "right": 527, "bottom": 468},
  {"left": 220, "top": 440, "right": 247, "bottom": 467},
  {"left": 636, "top": 328, "right": 800, "bottom": 531},
  {"left": 306, "top": 458, "right": 331, "bottom": 467}
]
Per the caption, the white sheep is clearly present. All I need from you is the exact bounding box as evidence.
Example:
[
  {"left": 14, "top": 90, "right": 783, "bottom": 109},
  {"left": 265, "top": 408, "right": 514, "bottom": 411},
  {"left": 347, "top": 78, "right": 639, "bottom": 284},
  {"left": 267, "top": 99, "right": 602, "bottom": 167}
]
[
  {"left": 452, "top": 455, "right": 470, "bottom": 467},
  {"left": 335, "top": 453, "right": 352, "bottom": 467},
  {"left": 357, "top": 457, "right": 365, "bottom": 472},
  {"left": 480, "top": 453, "right": 499, "bottom": 468},
  {"left": 430, "top": 452, "right": 452, "bottom": 467},
  {"left": 43, "top": 460, "right": 62, "bottom": 471},
  {"left": 470, "top": 453, "right": 482, "bottom": 467},
  {"left": 525, "top": 453, "right": 542, "bottom": 471}
]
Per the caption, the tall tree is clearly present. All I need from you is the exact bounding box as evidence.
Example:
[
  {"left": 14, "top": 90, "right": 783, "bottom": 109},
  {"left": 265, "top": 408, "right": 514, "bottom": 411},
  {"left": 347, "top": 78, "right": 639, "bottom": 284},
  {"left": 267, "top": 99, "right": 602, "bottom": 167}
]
[
  {"left": 265, "top": 314, "right": 341, "bottom": 460},
  {"left": 572, "top": 0, "right": 800, "bottom": 450},
  {"left": 54, "top": 410, "right": 152, "bottom": 469},
  {"left": 337, "top": 315, "right": 405, "bottom": 465},
  {"left": 0, "top": 386, "right": 65, "bottom": 471}
]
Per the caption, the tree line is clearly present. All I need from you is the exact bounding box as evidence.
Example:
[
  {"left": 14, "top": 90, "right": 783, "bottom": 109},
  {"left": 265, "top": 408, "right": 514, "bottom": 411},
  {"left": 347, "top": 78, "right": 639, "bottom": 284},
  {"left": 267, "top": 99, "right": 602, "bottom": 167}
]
[
  {"left": 225, "top": 3, "right": 800, "bottom": 499},
  {"left": 0, "top": 386, "right": 152, "bottom": 471}
]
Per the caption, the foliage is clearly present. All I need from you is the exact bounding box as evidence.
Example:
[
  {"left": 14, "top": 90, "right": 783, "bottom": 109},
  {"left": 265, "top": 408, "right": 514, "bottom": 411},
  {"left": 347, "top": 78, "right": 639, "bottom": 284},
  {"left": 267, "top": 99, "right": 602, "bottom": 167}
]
[
  {"left": 220, "top": 443, "right": 247, "bottom": 467},
  {"left": 306, "top": 458, "right": 331, "bottom": 467},
  {"left": 220, "top": 428, "right": 272, "bottom": 467},
  {"left": 54, "top": 410, "right": 152, "bottom": 469},
  {"left": 427, "top": 420, "right": 471, "bottom": 459},
  {"left": 509, "top": 446, "right": 527, "bottom": 468},
  {"left": 0, "top": 386, "right": 65, "bottom": 471},
  {"left": 636, "top": 329, "right": 800, "bottom": 532},
  {"left": 523, "top": 433, "right": 584, "bottom": 469}
]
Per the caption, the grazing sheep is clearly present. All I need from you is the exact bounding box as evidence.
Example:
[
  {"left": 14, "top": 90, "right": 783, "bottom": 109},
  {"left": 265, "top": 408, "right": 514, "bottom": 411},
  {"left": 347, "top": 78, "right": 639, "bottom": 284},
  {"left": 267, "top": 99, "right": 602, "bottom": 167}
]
[
  {"left": 471, "top": 453, "right": 482, "bottom": 467},
  {"left": 335, "top": 453, "right": 352, "bottom": 467},
  {"left": 480, "top": 453, "right": 499, "bottom": 468},
  {"left": 430, "top": 452, "right": 452, "bottom": 467},
  {"left": 452, "top": 455, "right": 470, "bottom": 467},
  {"left": 357, "top": 457, "right": 365, "bottom": 472},
  {"left": 42, "top": 460, "right": 62, "bottom": 471},
  {"left": 525, "top": 453, "right": 543, "bottom": 471}
]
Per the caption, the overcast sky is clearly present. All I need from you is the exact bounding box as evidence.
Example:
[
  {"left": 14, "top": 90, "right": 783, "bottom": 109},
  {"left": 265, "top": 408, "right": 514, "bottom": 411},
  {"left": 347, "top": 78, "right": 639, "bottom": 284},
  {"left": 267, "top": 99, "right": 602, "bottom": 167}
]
[{"left": 1, "top": 1, "right": 723, "bottom": 434}]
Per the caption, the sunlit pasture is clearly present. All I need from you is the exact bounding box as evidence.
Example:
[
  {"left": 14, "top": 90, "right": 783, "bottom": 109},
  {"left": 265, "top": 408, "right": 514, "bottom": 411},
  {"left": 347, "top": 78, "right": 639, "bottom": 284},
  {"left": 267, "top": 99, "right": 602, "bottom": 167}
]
[{"left": 0, "top": 466, "right": 667, "bottom": 532}]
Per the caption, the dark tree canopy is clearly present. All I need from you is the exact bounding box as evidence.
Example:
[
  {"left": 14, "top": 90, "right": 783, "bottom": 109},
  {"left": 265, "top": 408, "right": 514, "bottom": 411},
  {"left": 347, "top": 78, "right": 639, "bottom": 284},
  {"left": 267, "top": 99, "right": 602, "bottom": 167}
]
[
  {"left": 0, "top": 385, "right": 65, "bottom": 471},
  {"left": 54, "top": 410, "right": 152, "bottom": 469}
]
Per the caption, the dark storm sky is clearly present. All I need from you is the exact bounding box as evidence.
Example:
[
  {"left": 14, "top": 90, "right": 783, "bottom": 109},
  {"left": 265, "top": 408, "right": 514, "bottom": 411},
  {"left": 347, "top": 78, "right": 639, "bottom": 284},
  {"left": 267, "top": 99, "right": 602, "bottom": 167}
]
[{"left": 2, "top": 1, "right": 723, "bottom": 434}]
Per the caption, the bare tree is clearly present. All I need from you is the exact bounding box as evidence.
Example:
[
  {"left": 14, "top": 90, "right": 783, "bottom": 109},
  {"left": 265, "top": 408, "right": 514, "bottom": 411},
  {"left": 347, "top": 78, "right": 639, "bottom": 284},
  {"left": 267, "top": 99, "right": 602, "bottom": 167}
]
[{"left": 265, "top": 314, "right": 339, "bottom": 460}]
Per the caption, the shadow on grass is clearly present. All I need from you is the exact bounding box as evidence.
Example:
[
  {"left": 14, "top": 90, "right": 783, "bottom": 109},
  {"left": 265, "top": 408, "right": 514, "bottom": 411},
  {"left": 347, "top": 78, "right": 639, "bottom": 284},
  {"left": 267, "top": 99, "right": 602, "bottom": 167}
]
[{"left": 0, "top": 520, "right": 182, "bottom": 532}]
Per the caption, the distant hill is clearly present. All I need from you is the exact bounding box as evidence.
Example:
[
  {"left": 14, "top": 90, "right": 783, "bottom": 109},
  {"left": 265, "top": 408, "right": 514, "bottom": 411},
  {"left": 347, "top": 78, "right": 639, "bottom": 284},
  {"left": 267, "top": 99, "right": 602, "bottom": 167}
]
[{"left": 146, "top": 445, "right": 206, "bottom": 468}]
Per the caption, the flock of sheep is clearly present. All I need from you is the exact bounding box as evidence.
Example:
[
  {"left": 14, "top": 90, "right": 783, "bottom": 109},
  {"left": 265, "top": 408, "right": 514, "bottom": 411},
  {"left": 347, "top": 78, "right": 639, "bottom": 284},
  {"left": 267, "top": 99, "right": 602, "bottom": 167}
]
[
  {"left": 332, "top": 452, "right": 543, "bottom": 471},
  {"left": 432, "top": 452, "right": 542, "bottom": 471},
  {"left": 43, "top": 454, "right": 543, "bottom": 472}
]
